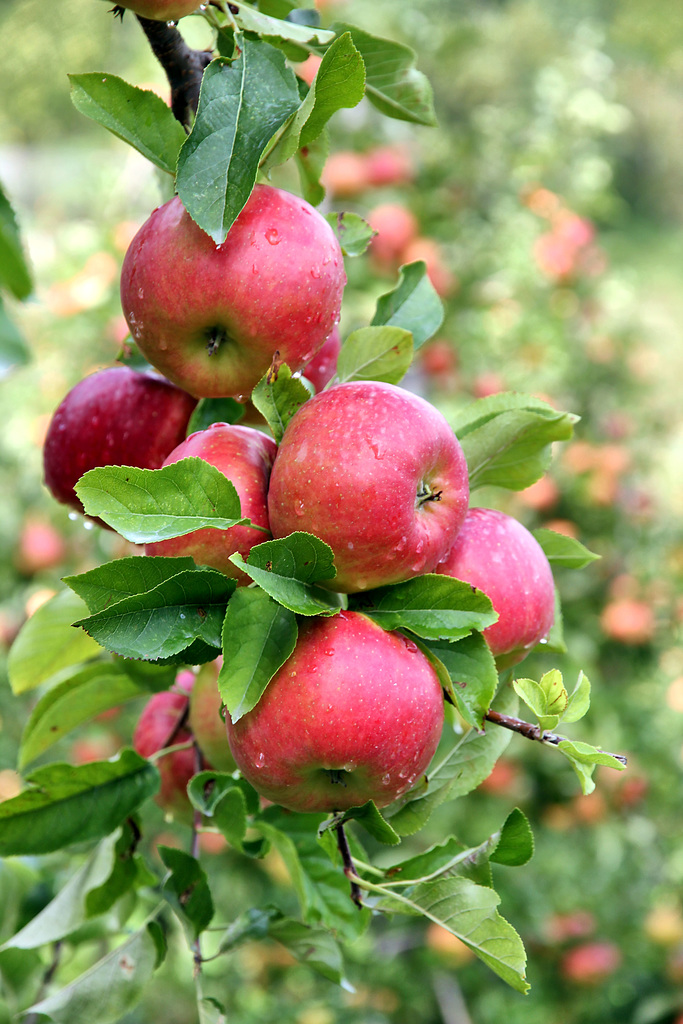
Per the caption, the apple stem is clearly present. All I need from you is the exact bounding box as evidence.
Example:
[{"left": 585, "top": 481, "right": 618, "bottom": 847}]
[
  {"left": 335, "top": 823, "right": 364, "bottom": 910},
  {"left": 416, "top": 481, "right": 443, "bottom": 508},
  {"left": 484, "top": 709, "right": 628, "bottom": 765},
  {"left": 135, "top": 16, "right": 213, "bottom": 128}
]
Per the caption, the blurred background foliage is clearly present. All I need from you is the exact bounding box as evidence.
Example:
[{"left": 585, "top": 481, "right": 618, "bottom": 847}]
[{"left": 1, "top": 0, "right": 683, "bottom": 1022}]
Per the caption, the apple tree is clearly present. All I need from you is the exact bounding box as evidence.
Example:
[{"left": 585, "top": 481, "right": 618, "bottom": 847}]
[{"left": 0, "top": 3, "right": 628, "bottom": 1021}]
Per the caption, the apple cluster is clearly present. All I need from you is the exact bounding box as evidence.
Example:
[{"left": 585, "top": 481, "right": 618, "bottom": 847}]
[{"left": 43, "top": 181, "right": 556, "bottom": 818}]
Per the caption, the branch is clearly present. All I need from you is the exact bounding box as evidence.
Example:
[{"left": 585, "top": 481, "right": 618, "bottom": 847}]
[
  {"left": 335, "top": 824, "right": 364, "bottom": 909},
  {"left": 135, "top": 16, "right": 213, "bottom": 127},
  {"left": 484, "top": 709, "right": 628, "bottom": 765}
]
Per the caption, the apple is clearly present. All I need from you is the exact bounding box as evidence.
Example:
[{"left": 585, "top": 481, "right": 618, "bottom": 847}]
[
  {"left": 560, "top": 941, "right": 621, "bottom": 986},
  {"left": 321, "top": 151, "right": 369, "bottom": 197},
  {"left": 15, "top": 518, "right": 66, "bottom": 575},
  {"left": 600, "top": 598, "right": 655, "bottom": 645},
  {"left": 267, "top": 381, "right": 470, "bottom": 593},
  {"left": 188, "top": 658, "right": 236, "bottom": 772},
  {"left": 133, "top": 670, "right": 203, "bottom": 820},
  {"left": 120, "top": 185, "right": 346, "bottom": 399},
  {"left": 300, "top": 326, "right": 341, "bottom": 392},
  {"left": 365, "top": 145, "right": 414, "bottom": 188},
  {"left": 43, "top": 366, "right": 197, "bottom": 517},
  {"left": 436, "top": 507, "right": 555, "bottom": 667},
  {"left": 112, "top": 1, "right": 199, "bottom": 19},
  {"left": 145, "top": 423, "right": 277, "bottom": 582},
  {"left": 367, "top": 203, "right": 418, "bottom": 271},
  {"left": 225, "top": 611, "right": 445, "bottom": 812}
]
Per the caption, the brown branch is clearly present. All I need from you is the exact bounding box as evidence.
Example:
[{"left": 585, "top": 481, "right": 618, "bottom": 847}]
[
  {"left": 484, "top": 709, "right": 628, "bottom": 765},
  {"left": 335, "top": 824, "right": 364, "bottom": 909},
  {"left": 135, "top": 16, "right": 213, "bottom": 127}
]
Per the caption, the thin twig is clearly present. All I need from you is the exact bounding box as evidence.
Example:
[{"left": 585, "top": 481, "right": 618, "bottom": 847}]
[
  {"left": 22, "top": 941, "right": 63, "bottom": 1024},
  {"left": 335, "top": 824, "right": 364, "bottom": 909},
  {"left": 135, "top": 16, "right": 213, "bottom": 127},
  {"left": 484, "top": 709, "right": 628, "bottom": 764}
]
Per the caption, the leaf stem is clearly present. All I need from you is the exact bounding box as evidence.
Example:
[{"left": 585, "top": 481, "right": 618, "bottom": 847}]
[{"left": 484, "top": 709, "right": 628, "bottom": 764}]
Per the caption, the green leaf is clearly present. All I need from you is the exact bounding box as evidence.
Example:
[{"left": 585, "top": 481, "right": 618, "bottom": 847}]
[
  {"left": 187, "top": 397, "right": 245, "bottom": 434},
  {"left": 19, "top": 662, "right": 148, "bottom": 769},
  {"left": 371, "top": 262, "right": 444, "bottom": 349},
  {"left": 319, "top": 802, "right": 400, "bottom": 845},
  {"left": 219, "top": 587, "right": 298, "bottom": 721},
  {"left": 64, "top": 556, "right": 199, "bottom": 614},
  {"left": 217, "top": 906, "right": 280, "bottom": 953},
  {"left": 360, "top": 575, "right": 497, "bottom": 642},
  {"left": 251, "top": 363, "right": 311, "bottom": 444},
  {"left": 295, "top": 128, "right": 328, "bottom": 205},
  {"left": 199, "top": 997, "right": 228, "bottom": 1024},
  {"left": 75, "top": 459, "right": 247, "bottom": 544},
  {"left": 0, "top": 749, "right": 159, "bottom": 857},
  {"left": 424, "top": 633, "right": 498, "bottom": 730},
  {"left": 490, "top": 808, "right": 535, "bottom": 867},
  {"left": 86, "top": 821, "right": 147, "bottom": 917},
  {"left": 557, "top": 739, "right": 626, "bottom": 796},
  {"left": 0, "top": 294, "right": 30, "bottom": 376},
  {"left": 533, "top": 528, "right": 601, "bottom": 569},
  {"left": 176, "top": 42, "right": 301, "bottom": 244},
  {"left": 8, "top": 590, "right": 101, "bottom": 695},
  {"left": 330, "top": 23, "right": 437, "bottom": 126},
  {"left": 563, "top": 670, "right": 591, "bottom": 724},
  {"left": 69, "top": 73, "right": 186, "bottom": 175},
  {"left": 74, "top": 568, "right": 234, "bottom": 661},
  {"left": 451, "top": 392, "right": 576, "bottom": 492},
  {"left": 23, "top": 922, "right": 164, "bottom": 1024},
  {"left": 187, "top": 771, "right": 257, "bottom": 850},
  {"left": 231, "top": 3, "right": 335, "bottom": 45},
  {"left": 269, "top": 917, "right": 344, "bottom": 984},
  {"left": 0, "top": 182, "right": 32, "bottom": 300},
  {"left": 379, "top": 876, "right": 528, "bottom": 992},
  {"left": 159, "top": 847, "right": 214, "bottom": 941},
  {"left": 513, "top": 669, "right": 568, "bottom": 733},
  {"left": 325, "top": 211, "right": 376, "bottom": 257},
  {"left": 231, "top": 533, "right": 343, "bottom": 616},
  {"left": 334, "top": 326, "right": 413, "bottom": 386}
]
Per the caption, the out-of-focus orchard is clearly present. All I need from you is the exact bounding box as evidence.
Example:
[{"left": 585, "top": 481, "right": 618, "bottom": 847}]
[{"left": 1, "top": 1, "right": 682, "bottom": 1022}]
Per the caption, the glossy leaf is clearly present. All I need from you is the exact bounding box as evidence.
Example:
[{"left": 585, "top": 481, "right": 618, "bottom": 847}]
[
  {"left": 557, "top": 739, "right": 626, "bottom": 796},
  {"left": 425, "top": 633, "right": 498, "bottom": 730},
  {"left": 0, "top": 294, "right": 30, "bottom": 376},
  {"left": 64, "top": 556, "right": 198, "bottom": 614},
  {"left": 231, "top": 533, "right": 343, "bottom": 616},
  {"left": 251, "top": 362, "right": 311, "bottom": 444},
  {"left": 335, "top": 326, "right": 413, "bottom": 385},
  {"left": 0, "top": 182, "right": 32, "bottom": 299},
  {"left": 533, "top": 528, "right": 601, "bottom": 569},
  {"left": 513, "top": 669, "right": 568, "bottom": 733},
  {"left": 187, "top": 397, "right": 245, "bottom": 434},
  {"left": 159, "top": 847, "right": 214, "bottom": 940},
  {"left": 319, "top": 801, "right": 400, "bottom": 845},
  {"left": 371, "top": 261, "right": 443, "bottom": 348},
  {"left": 360, "top": 575, "right": 497, "bottom": 642},
  {"left": 563, "top": 670, "right": 591, "bottom": 724},
  {"left": 232, "top": 3, "right": 335, "bottom": 45},
  {"left": 325, "top": 210, "right": 376, "bottom": 257}
]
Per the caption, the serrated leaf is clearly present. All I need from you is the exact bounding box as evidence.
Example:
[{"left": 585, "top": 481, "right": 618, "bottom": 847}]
[
  {"left": 513, "top": 669, "right": 568, "bottom": 733},
  {"left": 319, "top": 801, "right": 400, "bottom": 845},
  {"left": 69, "top": 74, "right": 186, "bottom": 175},
  {"left": 490, "top": 808, "right": 534, "bottom": 867},
  {"left": 187, "top": 397, "right": 245, "bottom": 434},
  {"left": 176, "top": 42, "right": 300, "bottom": 244},
  {"left": 0, "top": 749, "right": 159, "bottom": 857},
  {"left": 557, "top": 739, "right": 626, "bottom": 796},
  {"left": 75, "top": 459, "right": 247, "bottom": 544},
  {"left": 334, "top": 326, "right": 413, "bottom": 386},
  {"left": 371, "top": 262, "right": 443, "bottom": 349},
  {"left": 325, "top": 211, "right": 375, "bottom": 257},
  {"left": 232, "top": 3, "right": 335, "bottom": 45},
  {"left": 23, "top": 922, "right": 164, "bottom": 1024},
  {"left": 451, "top": 393, "right": 576, "bottom": 492},
  {"left": 563, "top": 670, "right": 591, "bottom": 724},
  {"left": 219, "top": 588, "right": 298, "bottom": 721},
  {"left": 187, "top": 771, "right": 253, "bottom": 850},
  {"left": 360, "top": 575, "right": 497, "bottom": 642},
  {"left": 330, "top": 23, "right": 436, "bottom": 126},
  {"left": 8, "top": 590, "right": 101, "bottom": 695},
  {"left": 0, "top": 294, "right": 30, "bottom": 377},
  {"left": 64, "top": 556, "right": 198, "bottom": 614},
  {"left": 159, "top": 847, "right": 214, "bottom": 941},
  {"left": 533, "top": 528, "right": 601, "bottom": 569},
  {"left": 251, "top": 363, "right": 311, "bottom": 443},
  {"left": 0, "top": 182, "right": 32, "bottom": 299},
  {"left": 425, "top": 633, "right": 498, "bottom": 730},
  {"left": 74, "top": 568, "right": 233, "bottom": 661},
  {"left": 231, "top": 533, "right": 343, "bottom": 616}
]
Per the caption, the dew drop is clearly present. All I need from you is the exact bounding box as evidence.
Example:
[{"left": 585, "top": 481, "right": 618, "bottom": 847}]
[
  {"left": 324, "top": 649, "right": 335, "bottom": 657},
  {"left": 265, "top": 228, "right": 280, "bottom": 245},
  {"left": 137, "top": 287, "right": 144, "bottom": 299},
  {"left": 255, "top": 752, "right": 266, "bottom": 768},
  {"left": 83, "top": 520, "right": 94, "bottom": 531},
  {"left": 310, "top": 267, "right": 321, "bottom": 279},
  {"left": 381, "top": 773, "right": 391, "bottom": 786}
]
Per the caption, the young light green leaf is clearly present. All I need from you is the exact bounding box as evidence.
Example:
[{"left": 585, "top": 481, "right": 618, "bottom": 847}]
[
  {"left": 199, "top": 997, "right": 228, "bottom": 1024},
  {"left": 325, "top": 211, "right": 376, "bottom": 257},
  {"left": 23, "top": 922, "right": 164, "bottom": 1024},
  {"left": 176, "top": 43, "right": 300, "bottom": 244},
  {"left": 0, "top": 182, "right": 32, "bottom": 299},
  {"left": 219, "top": 587, "right": 298, "bottom": 721},
  {"left": 8, "top": 589, "right": 101, "bottom": 695},
  {"left": 330, "top": 23, "right": 437, "bottom": 126},
  {"left": 563, "top": 670, "right": 591, "bottom": 724},
  {"left": 513, "top": 669, "right": 568, "bottom": 733},
  {"left": 69, "top": 74, "right": 186, "bottom": 175},
  {"left": 75, "top": 458, "right": 246, "bottom": 543},
  {"left": 74, "top": 568, "right": 234, "bottom": 661},
  {"left": 371, "top": 261, "right": 444, "bottom": 349},
  {"left": 64, "top": 556, "right": 198, "bottom": 614},
  {"left": 424, "top": 633, "right": 498, "bottom": 730},
  {"left": 319, "top": 802, "right": 400, "bottom": 846},
  {"left": 335, "top": 326, "right": 413, "bottom": 386},
  {"left": 231, "top": 3, "right": 335, "bottom": 45},
  {"left": 187, "top": 397, "right": 245, "bottom": 434},
  {"left": 0, "top": 749, "right": 159, "bottom": 857},
  {"left": 533, "top": 528, "right": 601, "bottom": 569},
  {"left": 451, "top": 392, "right": 576, "bottom": 492},
  {"left": 0, "top": 294, "right": 30, "bottom": 376},
  {"left": 360, "top": 575, "right": 497, "bottom": 642},
  {"left": 251, "top": 362, "right": 311, "bottom": 444},
  {"left": 159, "top": 847, "right": 214, "bottom": 941},
  {"left": 557, "top": 739, "right": 626, "bottom": 795}
]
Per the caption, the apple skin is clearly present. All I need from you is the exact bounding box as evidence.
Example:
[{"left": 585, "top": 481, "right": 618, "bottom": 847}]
[
  {"left": 145, "top": 423, "right": 277, "bottom": 582},
  {"left": 112, "top": 1, "right": 199, "bottom": 20},
  {"left": 120, "top": 185, "right": 346, "bottom": 399},
  {"left": 267, "top": 382, "right": 470, "bottom": 593},
  {"left": 436, "top": 507, "right": 555, "bottom": 667},
  {"left": 133, "top": 671, "right": 202, "bottom": 821},
  {"left": 43, "top": 366, "right": 197, "bottom": 517},
  {"left": 560, "top": 941, "right": 622, "bottom": 986},
  {"left": 226, "top": 611, "right": 444, "bottom": 813},
  {"left": 300, "top": 326, "right": 341, "bottom": 392},
  {"left": 188, "top": 658, "right": 236, "bottom": 773}
]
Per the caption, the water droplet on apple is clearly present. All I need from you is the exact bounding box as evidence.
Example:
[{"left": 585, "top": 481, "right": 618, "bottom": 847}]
[
  {"left": 393, "top": 535, "right": 408, "bottom": 553},
  {"left": 411, "top": 555, "right": 427, "bottom": 573},
  {"left": 539, "top": 637, "right": 548, "bottom": 645},
  {"left": 322, "top": 255, "right": 331, "bottom": 266},
  {"left": 324, "top": 649, "right": 335, "bottom": 657},
  {"left": 294, "top": 501, "right": 305, "bottom": 517},
  {"left": 402, "top": 638, "right": 419, "bottom": 654},
  {"left": 310, "top": 267, "right": 321, "bottom": 279},
  {"left": 255, "top": 752, "right": 266, "bottom": 768},
  {"left": 251, "top": 264, "right": 258, "bottom": 275},
  {"left": 381, "top": 773, "right": 391, "bottom": 786},
  {"left": 265, "top": 228, "right": 280, "bottom": 245},
  {"left": 137, "top": 287, "right": 144, "bottom": 299},
  {"left": 347, "top": 541, "right": 354, "bottom": 550}
]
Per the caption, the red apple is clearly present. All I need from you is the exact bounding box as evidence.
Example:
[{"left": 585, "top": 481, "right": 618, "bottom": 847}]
[
  {"left": 120, "top": 185, "right": 346, "bottom": 399},
  {"left": 226, "top": 611, "right": 445, "bottom": 812},
  {"left": 15, "top": 518, "right": 66, "bottom": 575},
  {"left": 365, "top": 145, "right": 414, "bottom": 188},
  {"left": 600, "top": 598, "right": 655, "bottom": 645},
  {"left": 267, "top": 382, "right": 470, "bottom": 593},
  {"left": 300, "top": 326, "right": 341, "bottom": 392},
  {"left": 188, "top": 658, "right": 235, "bottom": 772},
  {"left": 43, "top": 366, "right": 197, "bottom": 517},
  {"left": 560, "top": 941, "right": 621, "bottom": 985},
  {"left": 436, "top": 507, "right": 555, "bottom": 666},
  {"left": 145, "top": 423, "right": 277, "bottom": 582},
  {"left": 367, "top": 203, "right": 418, "bottom": 270},
  {"left": 133, "top": 671, "right": 202, "bottom": 820},
  {"left": 321, "top": 151, "right": 369, "bottom": 197},
  {"left": 112, "top": 1, "right": 199, "bottom": 19}
]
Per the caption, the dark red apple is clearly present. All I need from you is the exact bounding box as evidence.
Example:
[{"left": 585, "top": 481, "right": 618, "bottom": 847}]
[
  {"left": 188, "top": 658, "right": 235, "bottom": 772},
  {"left": 226, "top": 611, "right": 444, "bottom": 812},
  {"left": 300, "top": 326, "right": 341, "bottom": 392},
  {"left": 43, "top": 366, "right": 197, "bottom": 516},
  {"left": 145, "top": 423, "right": 277, "bottom": 581},
  {"left": 267, "top": 381, "right": 469, "bottom": 593},
  {"left": 436, "top": 507, "right": 555, "bottom": 667},
  {"left": 120, "top": 185, "right": 346, "bottom": 399}
]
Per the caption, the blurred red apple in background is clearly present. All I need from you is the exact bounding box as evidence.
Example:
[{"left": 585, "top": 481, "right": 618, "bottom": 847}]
[
  {"left": 300, "top": 326, "right": 341, "bottom": 392},
  {"left": 560, "top": 941, "right": 622, "bottom": 985},
  {"left": 188, "top": 658, "right": 235, "bottom": 773}
]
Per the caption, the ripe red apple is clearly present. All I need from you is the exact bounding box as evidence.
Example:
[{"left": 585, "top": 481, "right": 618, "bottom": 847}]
[
  {"left": 267, "top": 382, "right": 470, "bottom": 593},
  {"left": 145, "top": 423, "right": 277, "bottom": 582},
  {"left": 226, "top": 611, "right": 445, "bottom": 812},
  {"left": 364, "top": 145, "right": 414, "bottom": 188},
  {"left": 560, "top": 941, "right": 622, "bottom": 986},
  {"left": 15, "top": 518, "right": 66, "bottom": 575},
  {"left": 112, "top": 1, "right": 199, "bottom": 19},
  {"left": 436, "top": 507, "right": 555, "bottom": 667},
  {"left": 300, "top": 326, "right": 341, "bottom": 392},
  {"left": 120, "top": 185, "right": 346, "bottom": 399},
  {"left": 367, "top": 203, "right": 418, "bottom": 271},
  {"left": 133, "top": 671, "right": 203, "bottom": 821},
  {"left": 188, "top": 658, "right": 235, "bottom": 772},
  {"left": 43, "top": 366, "right": 197, "bottom": 517}
]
